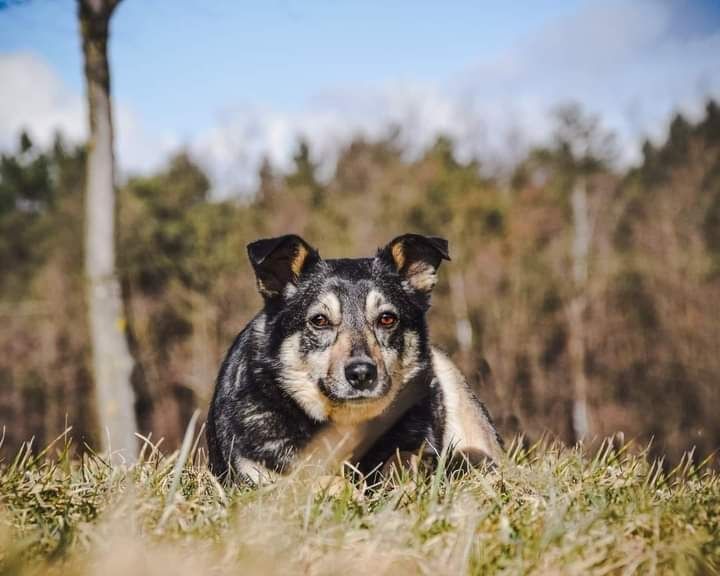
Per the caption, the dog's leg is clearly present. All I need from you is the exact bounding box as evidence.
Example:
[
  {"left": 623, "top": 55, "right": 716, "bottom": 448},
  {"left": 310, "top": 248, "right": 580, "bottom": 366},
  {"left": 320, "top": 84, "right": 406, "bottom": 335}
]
[
  {"left": 430, "top": 348, "right": 503, "bottom": 463},
  {"left": 233, "top": 456, "right": 281, "bottom": 485}
]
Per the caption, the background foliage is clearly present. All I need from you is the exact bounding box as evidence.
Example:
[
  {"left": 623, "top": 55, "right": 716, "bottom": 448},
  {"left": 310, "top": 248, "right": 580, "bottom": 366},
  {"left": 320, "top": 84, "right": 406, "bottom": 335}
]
[{"left": 1, "top": 102, "right": 720, "bottom": 464}]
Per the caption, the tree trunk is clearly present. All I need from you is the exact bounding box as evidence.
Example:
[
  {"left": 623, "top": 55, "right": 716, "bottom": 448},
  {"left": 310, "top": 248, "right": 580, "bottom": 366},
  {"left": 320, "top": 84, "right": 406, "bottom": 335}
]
[
  {"left": 79, "top": 0, "right": 138, "bottom": 460},
  {"left": 449, "top": 270, "right": 473, "bottom": 367},
  {"left": 568, "top": 178, "right": 590, "bottom": 443}
]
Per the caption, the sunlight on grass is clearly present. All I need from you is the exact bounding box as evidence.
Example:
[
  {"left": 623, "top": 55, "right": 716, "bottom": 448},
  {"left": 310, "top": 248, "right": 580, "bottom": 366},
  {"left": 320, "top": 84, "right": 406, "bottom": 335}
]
[{"left": 0, "top": 433, "right": 718, "bottom": 575}]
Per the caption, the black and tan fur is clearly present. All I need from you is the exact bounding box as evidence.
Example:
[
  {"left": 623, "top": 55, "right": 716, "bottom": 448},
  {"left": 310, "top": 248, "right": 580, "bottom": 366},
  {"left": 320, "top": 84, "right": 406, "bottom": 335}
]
[{"left": 206, "top": 234, "right": 502, "bottom": 483}]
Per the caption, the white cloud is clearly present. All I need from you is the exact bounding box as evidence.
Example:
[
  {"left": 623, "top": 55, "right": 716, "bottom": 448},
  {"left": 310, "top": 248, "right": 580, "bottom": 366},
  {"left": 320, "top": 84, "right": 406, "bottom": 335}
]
[
  {"left": 0, "top": 53, "right": 85, "bottom": 149},
  {"left": 0, "top": 52, "right": 175, "bottom": 175},
  {"left": 2, "top": 0, "right": 719, "bottom": 197},
  {"left": 457, "top": 0, "right": 720, "bottom": 163},
  {"left": 114, "top": 105, "right": 178, "bottom": 176},
  {"left": 193, "top": 0, "right": 720, "bottom": 196},
  {"left": 191, "top": 82, "right": 468, "bottom": 195}
]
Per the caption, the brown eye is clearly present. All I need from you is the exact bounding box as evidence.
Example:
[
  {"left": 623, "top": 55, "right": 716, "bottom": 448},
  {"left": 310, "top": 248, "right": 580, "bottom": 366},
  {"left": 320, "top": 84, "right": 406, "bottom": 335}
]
[
  {"left": 309, "top": 314, "right": 331, "bottom": 328},
  {"left": 378, "top": 312, "right": 398, "bottom": 328}
]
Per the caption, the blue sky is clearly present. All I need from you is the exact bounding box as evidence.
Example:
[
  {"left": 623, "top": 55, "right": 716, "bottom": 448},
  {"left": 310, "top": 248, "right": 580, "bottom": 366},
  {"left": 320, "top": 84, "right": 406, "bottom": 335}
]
[
  {"left": 0, "top": 1, "right": 585, "bottom": 134},
  {"left": 1, "top": 0, "right": 719, "bottom": 193}
]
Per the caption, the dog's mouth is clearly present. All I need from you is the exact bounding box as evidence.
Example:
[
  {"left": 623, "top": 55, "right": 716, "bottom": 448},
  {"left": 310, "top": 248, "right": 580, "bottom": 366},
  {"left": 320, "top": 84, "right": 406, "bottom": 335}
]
[
  {"left": 318, "top": 378, "right": 391, "bottom": 405},
  {"left": 318, "top": 377, "right": 399, "bottom": 424}
]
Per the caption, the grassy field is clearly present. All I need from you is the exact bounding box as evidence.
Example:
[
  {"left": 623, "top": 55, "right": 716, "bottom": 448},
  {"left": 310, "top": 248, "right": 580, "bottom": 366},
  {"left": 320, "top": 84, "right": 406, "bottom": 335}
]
[{"left": 0, "top": 432, "right": 718, "bottom": 576}]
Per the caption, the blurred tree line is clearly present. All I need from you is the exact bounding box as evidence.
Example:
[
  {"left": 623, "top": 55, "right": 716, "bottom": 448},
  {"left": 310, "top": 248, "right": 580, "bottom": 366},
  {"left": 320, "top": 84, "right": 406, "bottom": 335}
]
[{"left": 1, "top": 101, "right": 719, "bottom": 464}]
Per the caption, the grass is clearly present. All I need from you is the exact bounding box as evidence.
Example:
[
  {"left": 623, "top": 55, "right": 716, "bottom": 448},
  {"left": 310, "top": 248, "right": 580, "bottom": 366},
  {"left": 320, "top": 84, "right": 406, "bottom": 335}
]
[{"left": 0, "top": 431, "right": 718, "bottom": 576}]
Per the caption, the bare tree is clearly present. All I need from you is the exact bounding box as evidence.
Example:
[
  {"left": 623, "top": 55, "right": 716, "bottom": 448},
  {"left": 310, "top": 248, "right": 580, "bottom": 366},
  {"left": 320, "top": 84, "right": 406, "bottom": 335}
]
[
  {"left": 79, "top": 0, "right": 138, "bottom": 459},
  {"left": 553, "top": 104, "right": 615, "bottom": 443},
  {"left": 449, "top": 270, "right": 473, "bottom": 358},
  {"left": 568, "top": 177, "right": 590, "bottom": 442}
]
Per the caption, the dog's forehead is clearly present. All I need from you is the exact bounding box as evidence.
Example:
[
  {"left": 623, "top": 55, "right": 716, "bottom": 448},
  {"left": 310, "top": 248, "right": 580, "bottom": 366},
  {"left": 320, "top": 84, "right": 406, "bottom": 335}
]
[
  {"left": 314, "top": 257, "right": 395, "bottom": 313},
  {"left": 323, "top": 257, "right": 375, "bottom": 279},
  {"left": 319, "top": 277, "right": 373, "bottom": 311}
]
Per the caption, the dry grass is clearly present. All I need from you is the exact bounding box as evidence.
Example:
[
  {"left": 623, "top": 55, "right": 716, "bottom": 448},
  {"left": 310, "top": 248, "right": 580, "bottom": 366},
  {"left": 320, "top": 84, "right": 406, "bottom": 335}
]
[{"left": 0, "top": 431, "right": 718, "bottom": 576}]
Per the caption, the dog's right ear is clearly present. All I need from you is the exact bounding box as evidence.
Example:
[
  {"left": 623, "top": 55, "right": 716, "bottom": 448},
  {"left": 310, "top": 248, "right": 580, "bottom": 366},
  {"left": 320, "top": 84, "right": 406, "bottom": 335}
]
[{"left": 247, "top": 234, "right": 320, "bottom": 299}]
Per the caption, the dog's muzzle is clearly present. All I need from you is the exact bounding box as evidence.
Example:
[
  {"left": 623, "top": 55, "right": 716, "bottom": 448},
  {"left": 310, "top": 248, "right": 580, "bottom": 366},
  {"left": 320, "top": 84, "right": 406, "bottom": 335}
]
[{"left": 319, "top": 355, "right": 389, "bottom": 403}]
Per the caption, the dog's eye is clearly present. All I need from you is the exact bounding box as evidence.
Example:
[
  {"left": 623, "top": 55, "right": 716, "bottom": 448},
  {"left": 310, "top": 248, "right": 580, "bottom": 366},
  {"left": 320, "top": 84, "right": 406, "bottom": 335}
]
[
  {"left": 377, "top": 312, "right": 398, "bottom": 328},
  {"left": 309, "top": 314, "right": 331, "bottom": 328}
]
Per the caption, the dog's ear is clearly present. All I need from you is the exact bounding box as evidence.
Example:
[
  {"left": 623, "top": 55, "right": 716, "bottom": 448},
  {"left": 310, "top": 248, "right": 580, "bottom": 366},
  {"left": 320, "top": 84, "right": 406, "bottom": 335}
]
[
  {"left": 378, "top": 234, "right": 450, "bottom": 294},
  {"left": 247, "top": 234, "right": 320, "bottom": 298}
]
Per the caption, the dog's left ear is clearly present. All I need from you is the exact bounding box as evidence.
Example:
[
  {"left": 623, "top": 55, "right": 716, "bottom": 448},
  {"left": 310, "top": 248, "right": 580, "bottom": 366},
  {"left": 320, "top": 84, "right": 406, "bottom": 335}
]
[
  {"left": 379, "top": 234, "right": 450, "bottom": 293},
  {"left": 247, "top": 234, "right": 320, "bottom": 299}
]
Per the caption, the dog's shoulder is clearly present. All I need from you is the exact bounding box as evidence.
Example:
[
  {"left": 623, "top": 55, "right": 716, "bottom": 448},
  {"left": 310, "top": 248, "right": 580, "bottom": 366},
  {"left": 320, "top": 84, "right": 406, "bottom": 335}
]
[
  {"left": 208, "top": 313, "right": 320, "bottom": 479},
  {"left": 429, "top": 347, "right": 503, "bottom": 461}
]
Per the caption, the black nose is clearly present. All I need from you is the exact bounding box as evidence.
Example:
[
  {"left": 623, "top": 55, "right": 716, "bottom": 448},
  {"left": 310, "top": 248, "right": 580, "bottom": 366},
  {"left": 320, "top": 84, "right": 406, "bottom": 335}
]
[{"left": 344, "top": 359, "right": 377, "bottom": 390}]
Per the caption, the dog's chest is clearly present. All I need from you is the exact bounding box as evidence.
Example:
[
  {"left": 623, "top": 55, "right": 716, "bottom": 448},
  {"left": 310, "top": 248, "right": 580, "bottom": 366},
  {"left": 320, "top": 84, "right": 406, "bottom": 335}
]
[{"left": 295, "top": 376, "right": 430, "bottom": 471}]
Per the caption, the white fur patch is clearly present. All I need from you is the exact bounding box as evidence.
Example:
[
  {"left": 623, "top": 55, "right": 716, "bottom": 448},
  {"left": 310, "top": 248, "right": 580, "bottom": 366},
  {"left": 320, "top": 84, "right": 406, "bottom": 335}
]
[
  {"left": 431, "top": 348, "right": 502, "bottom": 460},
  {"left": 401, "top": 331, "right": 422, "bottom": 383},
  {"left": 262, "top": 438, "right": 289, "bottom": 452},
  {"left": 233, "top": 360, "right": 246, "bottom": 391},
  {"left": 278, "top": 333, "right": 330, "bottom": 422},
  {"left": 308, "top": 291, "right": 342, "bottom": 325},
  {"left": 380, "top": 346, "right": 399, "bottom": 377},
  {"left": 253, "top": 314, "right": 266, "bottom": 337},
  {"left": 243, "top": 412, "right": 267, "bottom": 425},
  {"left": 236, "top": 456, "right": 279, "bottom": 485},
  {"left": 365, "top": 289, "right": 397, "bottom": 322},
  {"left": 406, "top": 262, "right": 437, "bottom": 292}
]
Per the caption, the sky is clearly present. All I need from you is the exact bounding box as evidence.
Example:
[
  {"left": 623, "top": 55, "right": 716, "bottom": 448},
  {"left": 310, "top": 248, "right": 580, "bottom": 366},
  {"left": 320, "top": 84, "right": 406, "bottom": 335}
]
[{"left": 1, "top": 0, "right": 720, "bottom": 195}]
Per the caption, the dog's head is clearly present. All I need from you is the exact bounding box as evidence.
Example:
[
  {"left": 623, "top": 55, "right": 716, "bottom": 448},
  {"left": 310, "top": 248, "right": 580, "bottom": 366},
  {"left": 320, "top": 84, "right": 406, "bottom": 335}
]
[{"left": 248, "top": 233, "right": 450, "bottom": 424}]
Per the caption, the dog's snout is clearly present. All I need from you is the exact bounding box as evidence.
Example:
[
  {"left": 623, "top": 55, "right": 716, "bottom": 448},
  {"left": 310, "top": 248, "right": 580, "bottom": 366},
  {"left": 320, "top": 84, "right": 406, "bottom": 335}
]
[{"left": 344, "top": 358, "right": 377, "bottom": 390}]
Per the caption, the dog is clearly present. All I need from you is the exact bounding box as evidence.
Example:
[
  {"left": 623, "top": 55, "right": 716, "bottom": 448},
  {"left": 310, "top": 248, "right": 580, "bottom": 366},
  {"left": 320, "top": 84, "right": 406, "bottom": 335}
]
[{"left": 206, "top": 233, "right": 502, "bottom": 484}]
